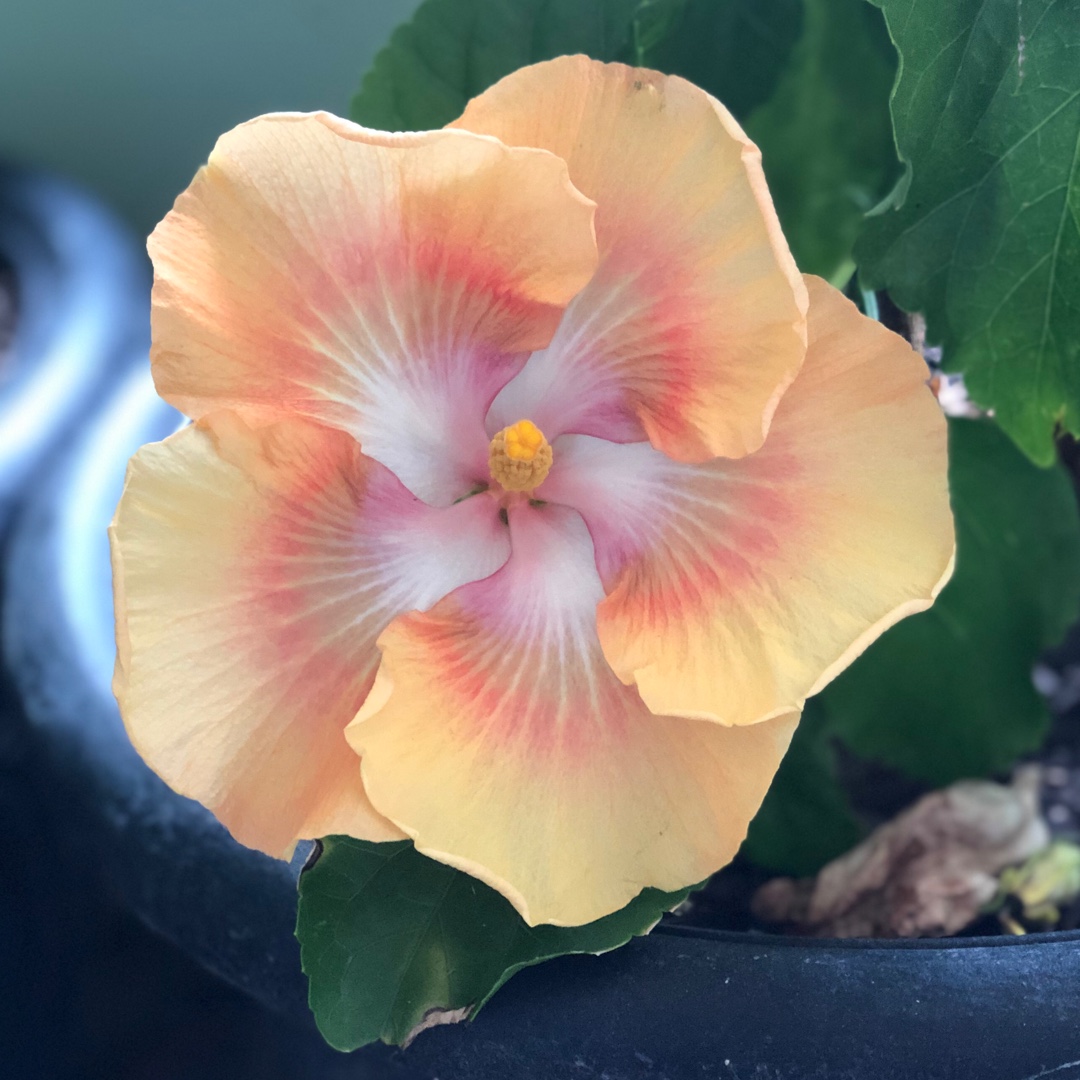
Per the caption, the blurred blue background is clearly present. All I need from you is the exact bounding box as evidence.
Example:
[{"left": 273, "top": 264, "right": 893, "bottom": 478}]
[
  {"left": 0, "top": 4, "right": 425, "bottom": 1077},
  {"left": 0, "top": 0, "right": 420, "bottom": 237}
]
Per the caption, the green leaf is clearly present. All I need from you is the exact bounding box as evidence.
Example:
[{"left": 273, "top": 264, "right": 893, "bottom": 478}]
[
  {"left": 743, "top": 698, "right": 862, "bottom": 876},
  {"left": 297, "top": 837, "right": 693, "bottom": 1051},
  {"left": 820, "top": 417, "right": 1080, "bottom": 786},
  {"left": 743, "top": 0, "right": 898, "bottom": 282},
  {"left": 856, "top": 0, "right": 1080, "bottom": 465},
  {"left": 632, "top": 0, "right": 803, "bottom": 121},
  {"left": 351, "top": 0, "right": 643, "bottom": 131},
  {"left": 622, "top": 0, "right": 689, "bottom": 63}
]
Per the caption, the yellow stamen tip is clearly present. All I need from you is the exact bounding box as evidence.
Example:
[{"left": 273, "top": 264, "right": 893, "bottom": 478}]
[
  {"left": 503, "top": 419, "right": 545, "bottom": 460},
  {"left": 489, "top": 420, "right": 553, "bottom": 492}
]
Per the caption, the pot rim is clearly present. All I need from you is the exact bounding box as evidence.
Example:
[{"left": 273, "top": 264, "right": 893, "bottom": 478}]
[{"left": 655, "top": 920, "right": 1080, "bottom": 950}]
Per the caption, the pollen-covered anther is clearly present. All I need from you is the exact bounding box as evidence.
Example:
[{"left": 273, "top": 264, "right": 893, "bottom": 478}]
[{"left": 489, "top": 419, "right": 553, "bottom": 493}]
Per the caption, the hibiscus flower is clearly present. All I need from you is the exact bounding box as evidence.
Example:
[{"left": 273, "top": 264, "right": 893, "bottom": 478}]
[{"left": 111, "top": 56, "right": 954, "bottom": 927}]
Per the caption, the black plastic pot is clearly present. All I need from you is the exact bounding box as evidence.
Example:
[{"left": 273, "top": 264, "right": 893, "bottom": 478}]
[{"left": 6, "top": 172, "right": 1080, "bottom": 1080}]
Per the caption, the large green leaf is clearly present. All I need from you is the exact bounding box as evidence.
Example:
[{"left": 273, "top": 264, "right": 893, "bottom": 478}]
[
  {"left": 351, "top": 0, "right": 642, "bottom": 130},
  {"left": 743, "top": 0, "right": 897, "bottom": 281},
  {"left": 297, "top": 837, "right": 693, "bottom": 1051},
  {"left": 351, "top": 0, "right": 805, "bottom": 136},
  {"left": 742, "top": 698, "right": 862, "bottom": 876},
  {"left": 632, "top": 0, "right": 802, "bottom": 121},
  {"left": 856, "top": 0, "right": 1080, "bottom": 465},
  {"left": 820, "top": 418, "right": 1080, "bottom": 785}
]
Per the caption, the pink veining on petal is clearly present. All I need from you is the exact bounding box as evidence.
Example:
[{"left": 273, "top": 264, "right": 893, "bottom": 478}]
[
  {"left": 244, "top": 434, "right": 511, "bottom": 680},
  {"left": 536, "top": 279, "right": 953, "bottom": 728},
  {"left": 113, "top": 412, "right": 510, "bottom": 856},
  {"left": 455, "top": 57, "right": 808, "bottom": 464},
  {"left": 348, "top": 501, "right": 798, "bottom": 926},
  {"left": 195, "top": 227, "right": 542, "bottom": 502},
  {"left": 150, "top": 116, "right": 599, "bottom": 507},
  {"left": 485, "top": 230, "right": 705, "bottom": 447},
  {"left": 537, "top": 433, "right": 808, "bottom": 631}
]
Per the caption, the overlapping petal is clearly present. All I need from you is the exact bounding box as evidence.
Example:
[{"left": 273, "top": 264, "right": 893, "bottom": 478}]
[
  {"left": 111, "top": 412, "right": 510, "bottom": 857},
  {"left": 451, "top": 55, "right": 807, "bottom": 461},
  {"left": 148, "top": 113, "right": 598, "bottom": 505},
  {"left": 539, "top": 277, "right": 955, "bottom": 727},
  {"left": 346, "top": 505, "right": 798, "bottom": 927}
]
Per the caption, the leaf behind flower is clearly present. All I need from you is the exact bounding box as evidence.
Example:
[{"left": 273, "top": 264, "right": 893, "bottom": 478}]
[{"left": 297, "top": 836, "right": 694, "bottom": 1051}]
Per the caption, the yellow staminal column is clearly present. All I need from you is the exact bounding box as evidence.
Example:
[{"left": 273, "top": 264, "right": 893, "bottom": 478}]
[{"left": 489, "top": 419, "right": 553, "bottom": 493}]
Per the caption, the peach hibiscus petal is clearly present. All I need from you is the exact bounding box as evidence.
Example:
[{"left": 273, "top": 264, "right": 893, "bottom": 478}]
[
  {"left": 539, "top": 276, "right": 955, "bottom": 726},
  {"left": 110, "top": 412, "right": 510, "bottom": 857},
  {"left": 346, "top": 504, "right": 798, "bottom": 927},
  {"left": 451, "top": 55, "right": 807, "bottom": 461},
  {"left": 148, "top": 113, "right": 598, "bottom": 506}
]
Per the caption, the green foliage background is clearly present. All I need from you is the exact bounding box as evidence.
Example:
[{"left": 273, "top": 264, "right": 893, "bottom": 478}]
[
  {"left": 295, "top": 0, "right": 1080, "bottom": 1049},
  {"left": 858, "top": 0, "right": 1080, "bottom": 467}
]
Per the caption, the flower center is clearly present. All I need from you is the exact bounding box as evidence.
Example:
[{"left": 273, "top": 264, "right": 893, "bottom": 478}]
[{"left": 488, "top": 419, "right": 553, "bottom": 493}]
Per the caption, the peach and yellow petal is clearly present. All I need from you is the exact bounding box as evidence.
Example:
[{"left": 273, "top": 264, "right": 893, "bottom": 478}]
[
  {"left": 452, "top": 56, "right": 806, "bottom": 461},
  {"left": 148, "top": 113, "right": 598, "bottom": 505},
  {"left": 540, "top": 276, "right": 955, "bottom": 727},
  {"left": 347, "top": 505, "right": 798, "bottom": 927},
  {"left": 111, "top": 412, "right": 510, "bottom": 857}
]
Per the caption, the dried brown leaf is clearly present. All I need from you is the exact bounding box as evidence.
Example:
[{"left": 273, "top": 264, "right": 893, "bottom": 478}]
[{"left": 752, "top": 768, "right": 1049, "bottom": 937}]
